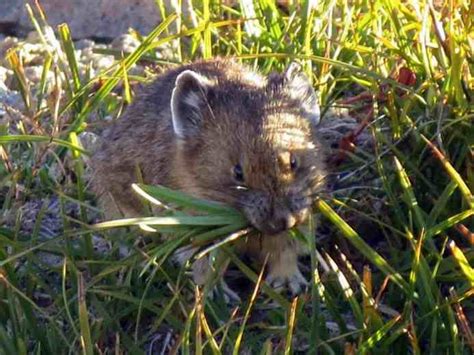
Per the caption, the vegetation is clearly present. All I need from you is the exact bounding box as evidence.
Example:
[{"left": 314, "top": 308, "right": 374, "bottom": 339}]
[{"left": 1, "top": 0, "right": 473, "bottom": 353}]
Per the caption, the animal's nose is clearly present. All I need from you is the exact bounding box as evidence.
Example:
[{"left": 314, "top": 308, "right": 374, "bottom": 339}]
[
  {"left": 280, "top": 213, "right": 296, "bottom": 230},
  {"left": 266, "top": 212, "right": 296, "bottom": 235}
]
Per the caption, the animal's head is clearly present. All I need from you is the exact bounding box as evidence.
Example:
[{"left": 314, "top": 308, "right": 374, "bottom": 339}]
[{"left": 171, "top": 62, "right": 326, "bottom": 235}]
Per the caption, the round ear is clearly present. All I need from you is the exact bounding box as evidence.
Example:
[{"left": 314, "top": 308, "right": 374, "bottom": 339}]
[
  {"left": 171, "top": 70, "right": 211, "bottom": 139},
  {"left": 284, "top": 62, "right": 320, "bottom": 126}
]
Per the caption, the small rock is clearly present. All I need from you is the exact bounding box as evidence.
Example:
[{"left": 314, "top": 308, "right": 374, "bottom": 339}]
[
  {"left": 24, "top": 66, "right": 44, "bottom": 84},
  {"left": 0, "top": 86, "right": 24, "bottom": 115},
  {"left": 319, "top": 109, "right": 375, "bottom": 152},
  {"left": 0, "top": 66, "right": 11, "bottom": 84},
  {"left": 93, "top": 235, "right": 111, "bottom": 255},
  {"left": 80, "top": 43, "right": 115, "bottom": 72},
  {"left": 17, "top": 42, "right": 49, "bottom": 66},
  {"left": 74, "top": 39, "right": 95, "bottom": 50},
  {"left": 22, "top": 65, "right": 55, "bottom": 90},
  {"left": 128, "top": 64, "right": 145, "bottom": 77},
  {"left": 26, "top": 31, "right": 42, "bottom": 43},
  {"left": 0, "top": 36, "right": 19, "bottom": 65},
  {"left": 78, "top": 131, "right": 101, "bottom": 154},
  {"left": 93, "top": 55, "right": 115, "bottom": 71},
  {"left": 111, "top": 33, "right": 141, "bottom": 53},
  {"left": 155, "top": 41, "right": 180, "bottom": 62},
  {"left": 0, "top": 79, "right": 7, "bottom": 92}
]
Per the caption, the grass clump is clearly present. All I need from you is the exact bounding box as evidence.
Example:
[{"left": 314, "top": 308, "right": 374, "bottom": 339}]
[{"left": 0, "top": 0, "right": 473, "bottom": 353}]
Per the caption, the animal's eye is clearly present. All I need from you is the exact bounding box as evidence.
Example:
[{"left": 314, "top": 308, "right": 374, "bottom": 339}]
[
  {"left": 233, "top": 164, "right": 244, "bottom": 182},
  {"left": 290, "top": 154, "right": 298, "bottom": 171}
]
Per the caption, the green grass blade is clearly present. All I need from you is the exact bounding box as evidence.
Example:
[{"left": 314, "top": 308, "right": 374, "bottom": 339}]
[
  {"left": 233, "top": 256, "right": 266, "bottom": 355},
  {"left": 426, "top": 209, "right": 474, "bottom": 239},
  {"left": 134, "top": 183, "right": 243, "bottom": 216},
  {"left": 421, "top": 135, "right": 474, "bottom": 209},
  {"left": 316, "top": 199, "right": 411, "bottom": 293},
  {"left": 393, "top": 156, "right": 426, "bottom": 232},
  {"left": 58, "top": 23, "right": 81, "bottom": 93},
  {"left": 448, "top": 240, "right": 474, "bottom": 287},
  {"left": 77, "top": 273, "right": 94, "bottom": 355},
  {"left": 93, "top": 215, "right": 243, "bottom": 229},
  {"left": 284, "top": 297, "right": 299, "bottom": 355},
  {"left": 0, "top": 135, "right": 88, "bottom": 155}
]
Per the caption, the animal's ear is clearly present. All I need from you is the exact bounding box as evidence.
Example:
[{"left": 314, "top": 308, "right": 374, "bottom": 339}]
[
  {"left": 284, "top": 62, "right": 320, "bottom": 126},
  {"left": 171, "top": 70, "right": 211, "bottom": 139}
]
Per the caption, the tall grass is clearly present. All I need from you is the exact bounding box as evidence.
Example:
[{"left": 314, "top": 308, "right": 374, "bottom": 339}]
[{"left": 0, "top": 0, "right": 472, "bottom": 353}]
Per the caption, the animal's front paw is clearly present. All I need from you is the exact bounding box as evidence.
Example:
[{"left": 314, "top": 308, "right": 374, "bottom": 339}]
[{"left": 266, "top": 264, "right": 308, "bottom": 295}]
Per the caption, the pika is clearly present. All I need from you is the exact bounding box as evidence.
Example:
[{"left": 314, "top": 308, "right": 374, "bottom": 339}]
[{"left": 91, "top": 58, "right": 326, "bottom": 295}]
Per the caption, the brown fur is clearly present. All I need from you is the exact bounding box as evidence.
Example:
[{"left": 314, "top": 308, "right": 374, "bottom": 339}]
[{"left": 91, "top": 58, "right": 326, "bottom": 294}]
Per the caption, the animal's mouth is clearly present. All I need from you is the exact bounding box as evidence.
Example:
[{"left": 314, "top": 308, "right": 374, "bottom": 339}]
[
  {"left": 239, "top": 195, "right": 312, "bottom": 236},
  {"left": 254, "top": 223, "right": 287, "bottom": 236},
  {"left": 246, "top": 210, "right": 304, "bottom": 236}
]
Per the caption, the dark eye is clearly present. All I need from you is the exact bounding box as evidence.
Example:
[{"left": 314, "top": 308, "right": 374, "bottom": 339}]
[
  {"left": 233, "top": 164, "right": 244, "bottom": 182},
  {"left": 290, "top": 154, "right": 298, "bottom": 171}
]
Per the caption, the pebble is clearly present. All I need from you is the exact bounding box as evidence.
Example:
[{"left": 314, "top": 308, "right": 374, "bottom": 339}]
[
  {"left": 0, "top": 86, "right": 24, "bottom": 116},
  {"left": 23, "top": 65, "right": 45, "bottom": 84},
  {"left": 0, "top": 66, "right": 11, "bottom": 84},
  {"left": 0, "top": 36, "right": 19, "bottom": 66},
  {"left": 74, "top": 38, "right": 94, "bottom": 50},
  {"left": 111, "top": 33, "right": 141, "bottom": 53}
]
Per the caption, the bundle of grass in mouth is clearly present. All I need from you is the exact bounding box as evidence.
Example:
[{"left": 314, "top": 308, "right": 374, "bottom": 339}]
[
  {"left": 92, "top": 183, "right": 262, "bottom": 300},
  {"left": 93, "top": 183, "right": 252, "bottom": 251}
]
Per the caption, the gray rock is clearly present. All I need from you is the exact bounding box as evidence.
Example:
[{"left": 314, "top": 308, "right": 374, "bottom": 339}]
[
  {"left": 78, "top": 131, "right": 101, "bottom": 154},
  {"left": 111, "top": 33, "right": 141, "bottom": 53},
  {"left": 0, "top": 36, "right": 19, "bottom": 65},
  {"left": 0, "top": 0, "right": 22, "bottom": 24},
  {"left": 0, "top": 86, "right": 24, "bottom": 117},
  {"left": 74, "top": 39, "right": 94, "bottom": 50},
  {"left": 0, "top": 0, "right": 186, "bottom": 40},
  {"left": 0, "top": 66, "right": 11, "bottom": 85},
  {"left": 26, "top": 30, "right": 42, "bottom": 43},
  {"left": 23, "top": 65, "right": 44, "bottom": 84}
]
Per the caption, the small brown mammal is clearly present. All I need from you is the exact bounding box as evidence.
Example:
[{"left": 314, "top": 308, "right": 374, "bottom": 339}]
[{"left": 91, "top": 58, "right": 326, "bottom": 294}]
